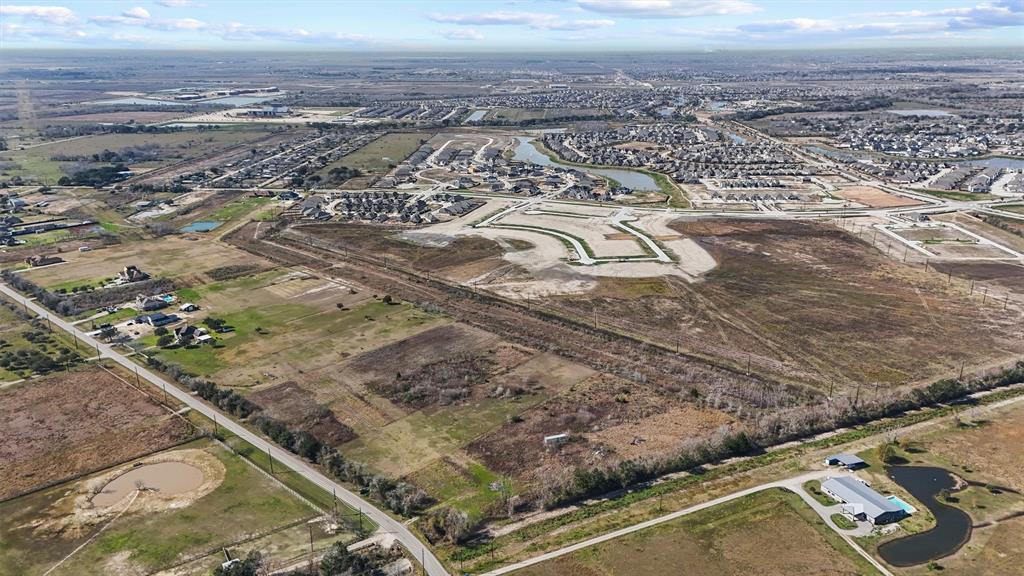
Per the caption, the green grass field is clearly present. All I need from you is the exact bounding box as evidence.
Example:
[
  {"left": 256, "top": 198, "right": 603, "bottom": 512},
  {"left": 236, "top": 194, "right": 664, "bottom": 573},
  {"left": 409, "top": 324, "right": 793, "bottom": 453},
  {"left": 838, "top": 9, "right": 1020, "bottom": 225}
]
[
  {"left": 319, "top": 131, "right": 430, "bottom": 186},
  {"left": 0, "top": 439, "right": 326, "bottom": 576}
]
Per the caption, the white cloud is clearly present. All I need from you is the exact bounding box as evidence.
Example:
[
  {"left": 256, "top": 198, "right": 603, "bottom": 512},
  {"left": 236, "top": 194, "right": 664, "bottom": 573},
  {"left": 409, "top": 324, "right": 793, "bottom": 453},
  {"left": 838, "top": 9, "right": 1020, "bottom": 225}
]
[
  {"left": 861, "top": 1, "right": 1023, "bottom": 30},
  {"left": 429, "top": 11, "right": 614, "bottom": 30},
  {"left": 220, "top": 22, "right": 371, "bottom": 43},
  {"left": 1, "top": 21, "right": 87, "bottom": 41},
  {"left": 156, "top": 0, "right": 202, "bottom": 6},
  {"left": 122, "top": 6, "right": 150, "bottom": 20},
  {"left": 0, "top": 5, "right": 76, "bottom": 24},
  {"left": 546, "top": 18, "right": 615, "bottom": 31},
  {"left": 441, "top": 28, "right": 484, "bottom": 40},
  {"left": 576, "top": 0, "right": 758, "bottom": 18}
]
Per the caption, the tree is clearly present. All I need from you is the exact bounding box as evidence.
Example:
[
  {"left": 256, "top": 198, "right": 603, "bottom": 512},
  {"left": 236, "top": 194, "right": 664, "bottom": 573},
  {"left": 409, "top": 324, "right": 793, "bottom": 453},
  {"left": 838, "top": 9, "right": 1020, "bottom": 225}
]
[
  {"left": 318, "top": 542, "right": 379, "bottom": 576},
  {"left": 877, "top": 442, "right": 896, "bottom": 465},
  {"left": 157, "top": 334, "right": 175, "bottom": 348},
  {"left": 154, "top": 326, "right": 169, "bottom": 336}
]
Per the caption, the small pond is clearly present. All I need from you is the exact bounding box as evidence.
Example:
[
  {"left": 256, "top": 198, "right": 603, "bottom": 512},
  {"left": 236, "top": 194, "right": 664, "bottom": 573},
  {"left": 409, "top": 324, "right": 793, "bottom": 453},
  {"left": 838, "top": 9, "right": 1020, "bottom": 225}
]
[
  {"left": 512, "top": 137, "right": 659, "bottom": 191},
  {"left": 180, "top": 220, "right": 223, "bottom": 233},
  {"left": 93, "top": 461, "right": 205, "bottom": 507},
  {"left": 877, "top": 466, "right": 972, "bottom": 567},
  {"left": 465, "top": 110, "right": 487, "bottom": 122}
]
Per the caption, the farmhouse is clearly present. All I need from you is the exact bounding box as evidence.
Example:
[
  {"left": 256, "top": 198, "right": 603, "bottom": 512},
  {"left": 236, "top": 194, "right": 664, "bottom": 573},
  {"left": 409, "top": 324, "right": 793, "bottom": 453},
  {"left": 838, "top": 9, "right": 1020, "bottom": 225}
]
[
  {"left": 134, "top": 312, "right": 179, "bottom": 327},
  {"left": 119, "top": 265, "right": 150, "bottom": 283},
  {"left": 820, "top": 476, "right": 906, "bottom": 525},
  {"left": 824, "top": 454, "right": 867, "bottom": 470}
]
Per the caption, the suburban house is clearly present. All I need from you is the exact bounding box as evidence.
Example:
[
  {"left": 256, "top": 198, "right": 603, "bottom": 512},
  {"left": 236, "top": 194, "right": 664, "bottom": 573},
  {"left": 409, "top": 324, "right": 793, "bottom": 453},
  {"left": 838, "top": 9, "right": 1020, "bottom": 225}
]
[
  {"left": 825, "top": 454, "right": 868, "bottom": 470},
  {"left": 173, "top": 324, "right": 212, "bottom": 345},
  {"left": 821, "top": 476, "right": 907, "bottom": 525},
  {"left": 179, "top": 303, "right": 199, "bottom": 312},
  {"left": 136, "top": 294, "right": 169, "bottom": 312},
  {"left": 119, "top": 265, "right": 150, "bottom": 283},
  {"left": 134, "top": 312, "right": 179, "bottom": 327}
]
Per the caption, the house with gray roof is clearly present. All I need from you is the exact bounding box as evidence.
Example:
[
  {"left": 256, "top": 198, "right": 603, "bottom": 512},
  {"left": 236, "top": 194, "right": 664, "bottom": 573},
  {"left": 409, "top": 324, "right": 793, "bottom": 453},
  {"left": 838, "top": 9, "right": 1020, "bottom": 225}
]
[{"left": 821, "top": 476, "right": 906, "bottom": 525}]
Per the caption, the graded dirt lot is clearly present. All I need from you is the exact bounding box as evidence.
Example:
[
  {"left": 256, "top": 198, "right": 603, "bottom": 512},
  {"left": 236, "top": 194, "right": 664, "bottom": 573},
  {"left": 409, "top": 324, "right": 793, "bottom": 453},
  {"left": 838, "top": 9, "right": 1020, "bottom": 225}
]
[
  {"left": 548, "top": 219, "right": 1022, "bottom": 391},
  {"left": 512, "top": 488, "right": 880, "bottom": 576},
  {"left": 835, "top": 185, "right": 921, "bottom": 208},
  {"left": 0, "top": 367, "right": 192, "bottom": 500}
]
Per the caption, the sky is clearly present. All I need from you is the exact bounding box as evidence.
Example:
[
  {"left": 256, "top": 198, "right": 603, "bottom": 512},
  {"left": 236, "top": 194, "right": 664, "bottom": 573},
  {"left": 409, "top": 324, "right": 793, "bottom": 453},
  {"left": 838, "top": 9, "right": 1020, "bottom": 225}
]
[{"left": 1, "top": 0, "right": 1022, "bottom": 51}]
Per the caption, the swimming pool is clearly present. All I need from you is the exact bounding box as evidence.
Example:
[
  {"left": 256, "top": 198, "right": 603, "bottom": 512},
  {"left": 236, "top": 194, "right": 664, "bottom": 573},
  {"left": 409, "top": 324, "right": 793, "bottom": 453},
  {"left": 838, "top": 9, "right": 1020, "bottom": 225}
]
[{"left": 888, "top": 495, "right": 917, "bottom": 514}]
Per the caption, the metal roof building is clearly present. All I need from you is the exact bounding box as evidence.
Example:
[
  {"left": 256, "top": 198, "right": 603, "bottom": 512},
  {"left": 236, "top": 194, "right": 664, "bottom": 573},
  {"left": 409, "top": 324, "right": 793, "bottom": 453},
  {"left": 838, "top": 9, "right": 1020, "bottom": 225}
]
[
  {"left": 821, "top": 476, "right": 906, "bottom": 525},
  {"left": 825, "top": 454, "right": 867, "bottom": 470}
]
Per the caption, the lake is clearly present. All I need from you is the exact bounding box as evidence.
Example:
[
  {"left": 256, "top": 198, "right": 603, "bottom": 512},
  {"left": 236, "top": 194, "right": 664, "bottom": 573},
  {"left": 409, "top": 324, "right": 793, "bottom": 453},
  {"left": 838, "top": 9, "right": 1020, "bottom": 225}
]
[
  {"left": 180, "top": 220, "right": 223, "bottom": 233},
  {"left": 877, "top": 466, "right": 972, "bottom": 567},
  {"left": 888, "top": 109, "right": 955, "bottom": 117},
  {"left": 94, "top": 97, "right": 183, "bottom": 107},
  {"left": 512, "top": 137, "right": 659, "bottom": 191},
  {"left": 957, "top": 157, "right": 1024, "bottom": 170},
  {"left": 206, "top": 95, "right": 277, "bottom": 106}
]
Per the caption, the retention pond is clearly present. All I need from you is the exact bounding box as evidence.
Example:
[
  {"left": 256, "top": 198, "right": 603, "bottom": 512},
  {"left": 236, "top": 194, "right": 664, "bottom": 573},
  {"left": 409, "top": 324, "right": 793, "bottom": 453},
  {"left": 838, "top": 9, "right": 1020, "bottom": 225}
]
[
  {"left": 513, "top": 137, "right": 660, "bottom": 191},
  {"left": 93, "top": 461, "right": 205, "bottom": 508},
  {"left": 877, "top": 466, "right": 972, "bottom": 567}
]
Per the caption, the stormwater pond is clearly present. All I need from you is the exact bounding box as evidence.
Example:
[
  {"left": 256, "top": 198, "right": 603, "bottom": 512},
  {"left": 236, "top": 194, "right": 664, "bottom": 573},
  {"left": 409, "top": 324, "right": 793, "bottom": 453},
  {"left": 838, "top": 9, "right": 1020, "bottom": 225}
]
[{"left": 877, "top": 466, "right": 972, "bottom": 567}]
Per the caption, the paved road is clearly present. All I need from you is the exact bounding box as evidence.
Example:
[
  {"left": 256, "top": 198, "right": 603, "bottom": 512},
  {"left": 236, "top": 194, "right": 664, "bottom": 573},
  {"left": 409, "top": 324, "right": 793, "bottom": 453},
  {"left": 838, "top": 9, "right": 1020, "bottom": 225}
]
[
  {"left": 482, "top": 469, "right": 893, "bottom": 576},
  {"left": 0, "top": 282, "right": 449, "bottom": 576}
]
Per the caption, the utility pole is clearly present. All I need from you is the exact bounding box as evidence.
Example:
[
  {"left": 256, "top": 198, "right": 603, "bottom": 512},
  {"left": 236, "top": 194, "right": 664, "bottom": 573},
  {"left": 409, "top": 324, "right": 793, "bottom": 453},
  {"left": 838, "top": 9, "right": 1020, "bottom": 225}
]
[
  {"left": 959, "top": 360, "right": 965, "bottom": 380},
  {"left": 213, "top": 413, "right": 219, "bottom": 436},
  {"left": 135, "top": 366, "right": 141, "bottom": 385},
  {"left": 267, "top": 444, "right": 274, "bottom": 474},
  {"left": 982, "top": 287, "right": 989, "bottom": 305}
]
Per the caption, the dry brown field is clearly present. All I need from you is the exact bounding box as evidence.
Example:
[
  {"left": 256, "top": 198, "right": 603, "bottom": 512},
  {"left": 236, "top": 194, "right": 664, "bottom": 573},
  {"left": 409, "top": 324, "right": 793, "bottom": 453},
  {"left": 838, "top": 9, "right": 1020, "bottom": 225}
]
[{"left": 0, "top": 367, "right": 192, "bottom": 500}]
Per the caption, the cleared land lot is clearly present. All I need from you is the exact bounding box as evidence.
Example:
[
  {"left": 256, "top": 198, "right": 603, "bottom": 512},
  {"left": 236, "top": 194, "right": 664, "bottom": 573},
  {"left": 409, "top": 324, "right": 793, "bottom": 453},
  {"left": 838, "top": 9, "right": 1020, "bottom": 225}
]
[
  {"left": 20, "top": 235, "right": 271, "bottom": 291},
  {"left": 512, "top": 488, "right": 879, "bottom": 576},
  {"left": 0, "top": 366, "right": 192, "bottom": 500},
  {"left": 548, "top": 219, "right": 1021, "bottom": 391},
  {"left": 834, "top": 185, "right": 920, "bottom": 208},
  {"left": 0, "top": 440, "right": 326, "bottom": 576}
]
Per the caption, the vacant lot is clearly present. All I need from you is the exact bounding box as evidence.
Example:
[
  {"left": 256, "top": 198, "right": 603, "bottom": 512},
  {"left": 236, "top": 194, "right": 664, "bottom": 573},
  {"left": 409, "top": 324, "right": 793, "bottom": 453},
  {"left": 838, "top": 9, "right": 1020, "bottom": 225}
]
[
  {"left": 835, "top": 185, "right": 920, "bottom": 208},
  {"left": 469, "top": 372, "right": 734, "bottom": 486},
  {"left": 19, "top": 235, "right": 270, "bottom": 291},
  {"left": 327, "top": 131, "right": 430, "bottom": 188},
  {"left": 293, "top": 222, "right": 506, "bottom": 277},
  {"left": 549, "top": 219, "right": 1021, "bottom": 391},
  {"left": 0, "top": 367, "right": 192, "bottom": 500},
  {"left": 513, "top": 488, "right": 880, "bottom": 576},
  {"left": 0, "top": 440, "right": 325, "bottom": 576}
]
